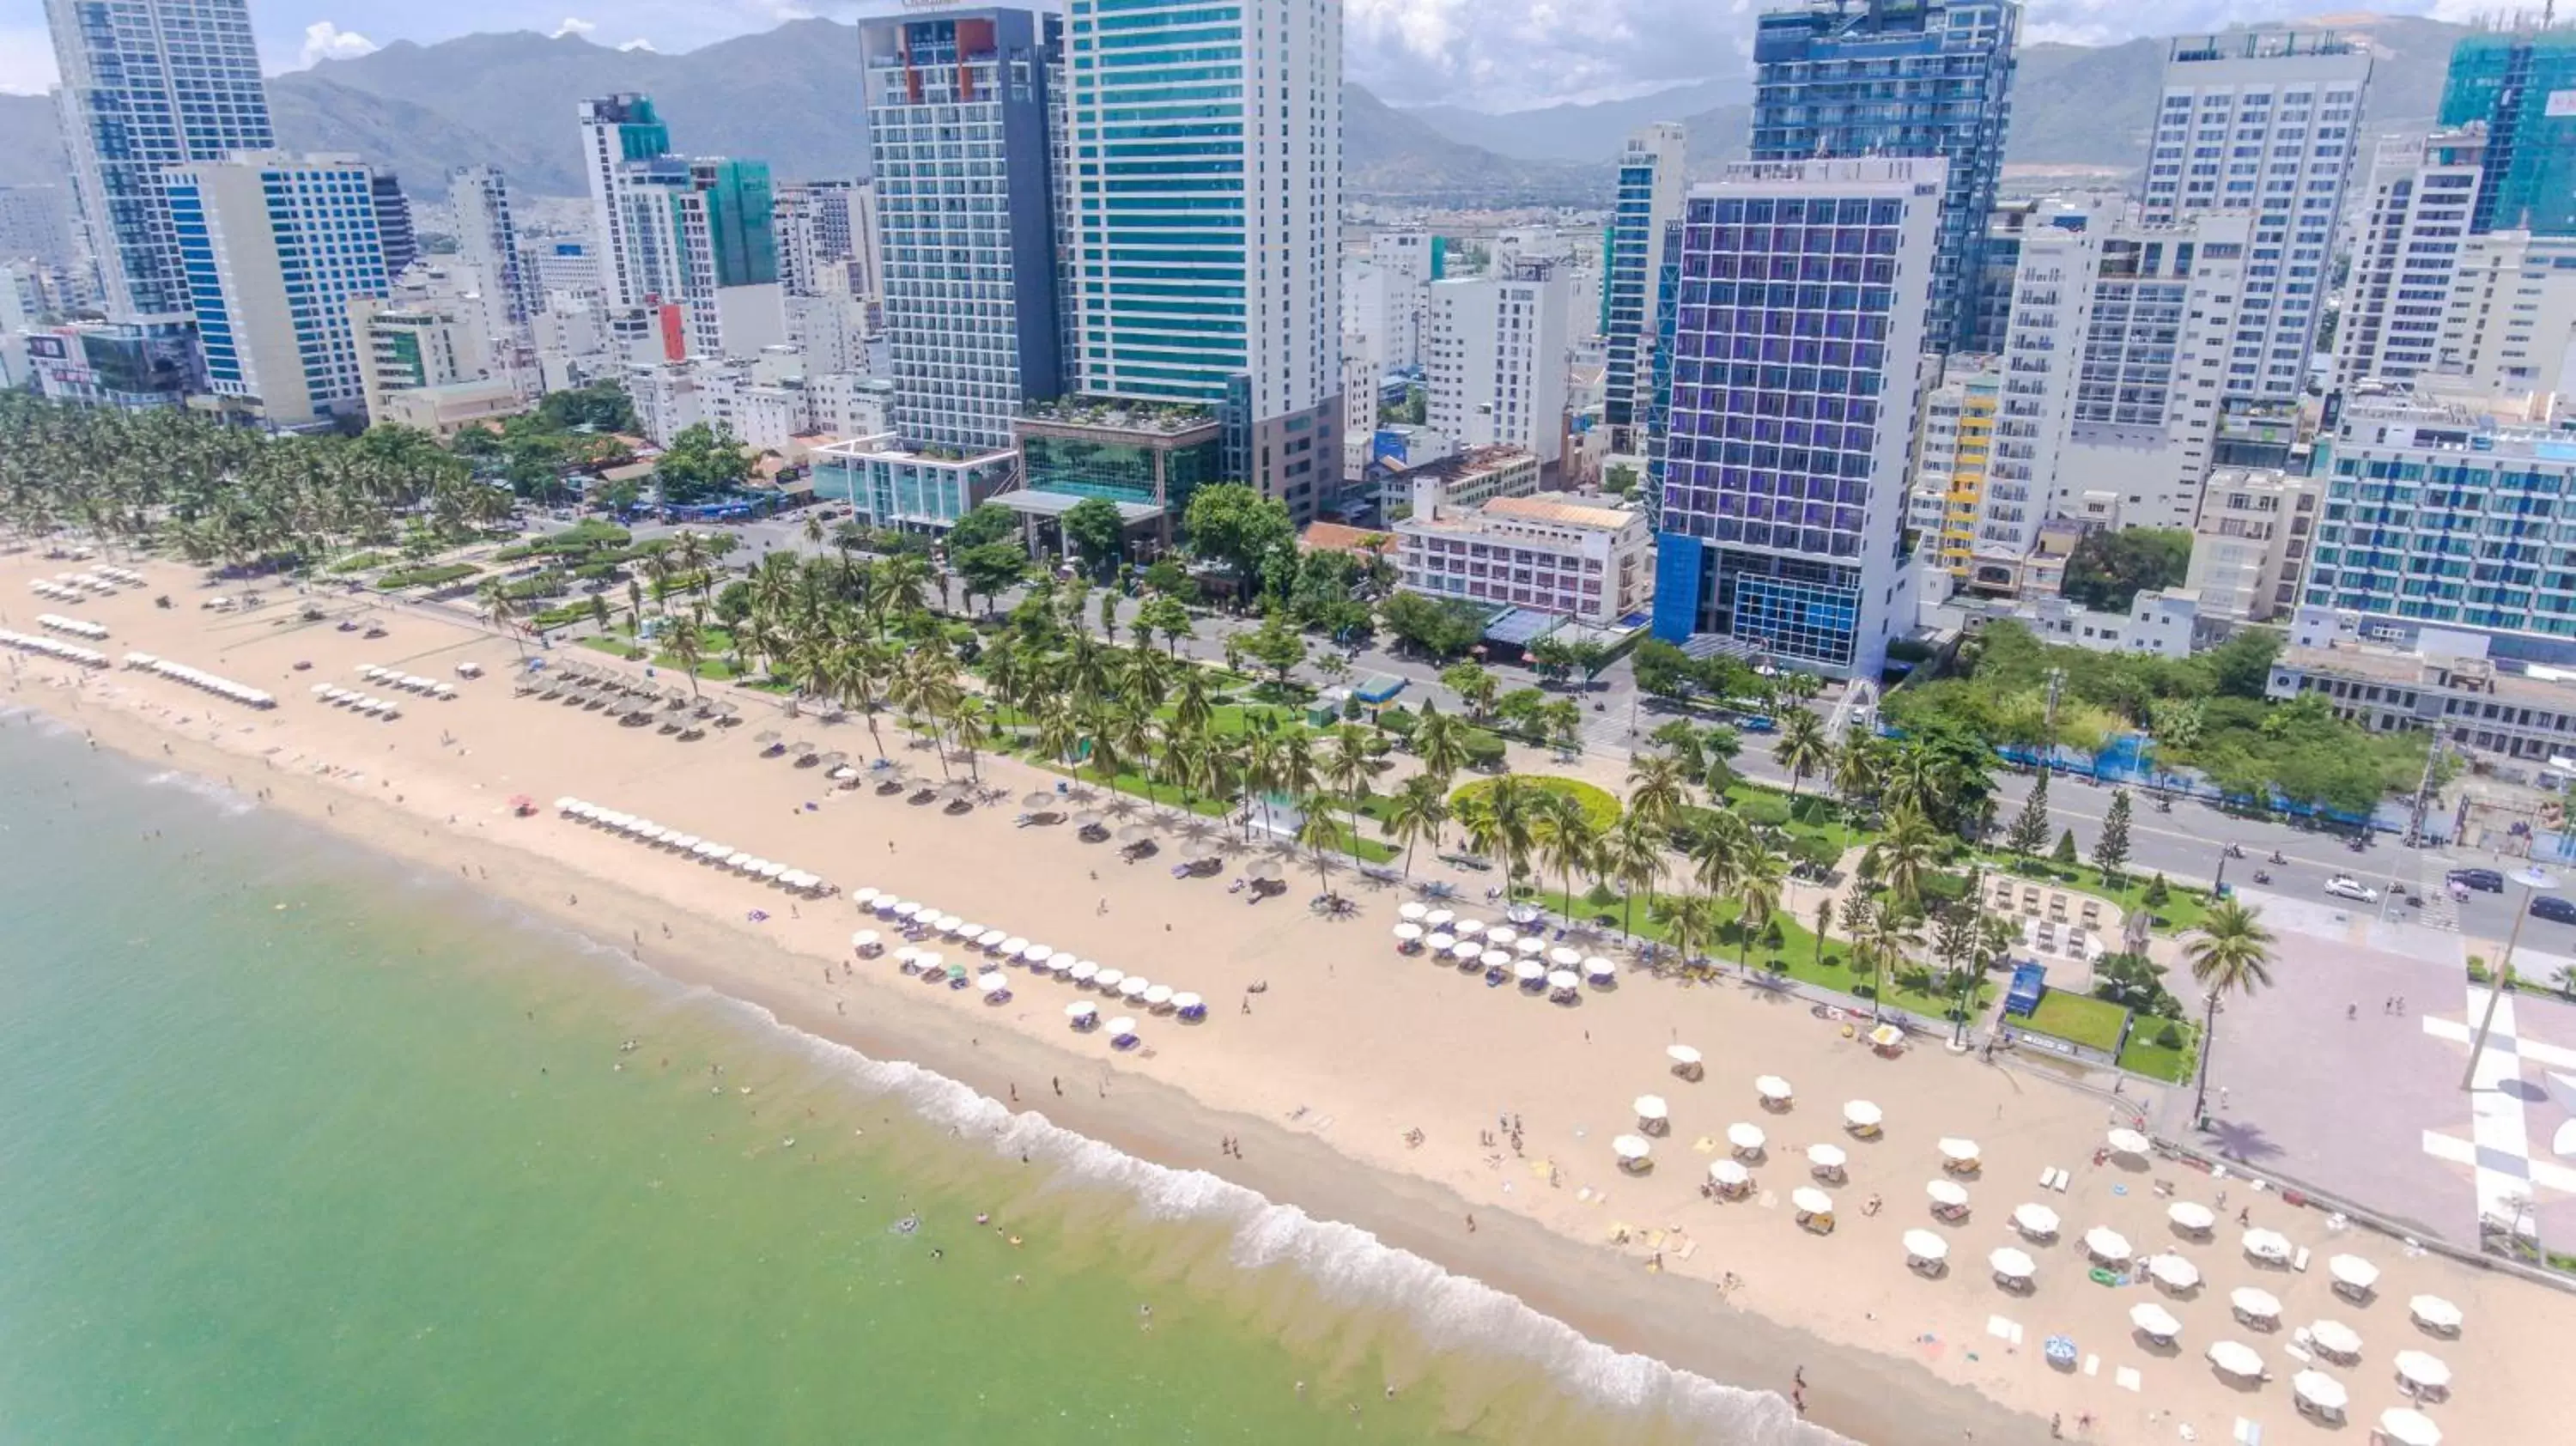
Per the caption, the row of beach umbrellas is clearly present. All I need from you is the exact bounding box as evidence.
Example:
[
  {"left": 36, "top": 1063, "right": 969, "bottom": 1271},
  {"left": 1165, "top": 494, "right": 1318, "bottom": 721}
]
[
  {"left": 1398, "top": 902, "right": 1612, "bottom": 999},
  {"left": 123, "top": 652, "right": 275, "bottom": 708},
  {"left": 849, "top": 885, "right": 1206, "bottom": 1041},
  {"left": 34, "top": 612, "right": 109, "bottom": 641},
  {"left": 356, "top": 665, "right": 457, "bottom": 700},
  {"left": 0, "top": 629, "right": 109, "bottom": 669},
  {"left": 553, "top": 797, "right": 836, "bottom": 896},
  {"left": 27, "top": 567, "right": 133, "bottom": 599},
  {"left": 307, "top": 684, "right": 402, "bottom": 718}
]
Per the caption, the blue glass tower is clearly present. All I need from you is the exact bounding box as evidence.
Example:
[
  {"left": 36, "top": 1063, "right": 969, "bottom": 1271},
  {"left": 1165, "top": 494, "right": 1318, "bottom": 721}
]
[
  {"left": 1749, "top": 0, "right": 2019, "bottom": 354},
  {"left": 1605, "top": 124, "right": 1685, "bottom": 453},
  {"left": 2439, "top": 26, "right": 2576, "bottom": 238}
]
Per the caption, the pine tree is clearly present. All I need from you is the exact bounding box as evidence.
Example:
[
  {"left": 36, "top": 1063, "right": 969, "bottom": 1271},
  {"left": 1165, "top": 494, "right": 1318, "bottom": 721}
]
[
  {"left": 2093, "top": 788, "right": 2134, "bottom": 884},
  {"left": 2007, "top": 771, "right": 2053, "bottom": 857},
  {"left": 2052, "top": 829, "right": 2081, "bottom": 866},
  {"left": 2143, "top": 873, "right": 2172, "bottom": 907}
]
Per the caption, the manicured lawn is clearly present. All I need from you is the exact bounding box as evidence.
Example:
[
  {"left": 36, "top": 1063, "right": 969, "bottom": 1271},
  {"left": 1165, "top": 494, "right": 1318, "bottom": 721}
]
[
  {"left": 576, "top": 625, "right": 745, "bottom": 681},
  {"left": 1975, "top": 852, "right": 2215, "bottom": 936},
  {"left": 1451, "top": 775, "right": 1623, "bottom": 831},
  {"left": 2117, "top": 1020, "right": 2199, "bottom": 1084},
  {"left": 2023, "top": 990, "right": 2129, "bottom": 1053}
]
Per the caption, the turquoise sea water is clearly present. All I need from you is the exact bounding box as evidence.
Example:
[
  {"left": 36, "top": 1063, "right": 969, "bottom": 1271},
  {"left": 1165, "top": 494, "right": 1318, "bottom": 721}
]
[{"left": 0, "top": 717, "right": 1784, "bottom": 1444}]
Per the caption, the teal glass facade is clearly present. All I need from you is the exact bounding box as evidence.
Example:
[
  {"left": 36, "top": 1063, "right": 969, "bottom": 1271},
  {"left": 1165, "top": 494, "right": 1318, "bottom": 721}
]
[
  {"left": 698, "top": 159, "right": 777, "bottom": 289},
  {"left": 2439, "top": 29, "right": 2576, "bottom": 238},
  {"left": 1019, "top": 422, "right": 1220, "bottom": 513}
]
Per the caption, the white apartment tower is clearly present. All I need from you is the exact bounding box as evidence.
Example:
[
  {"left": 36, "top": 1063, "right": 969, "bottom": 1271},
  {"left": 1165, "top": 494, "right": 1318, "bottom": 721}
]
[
  {"left": 448, "top": 165, "right": 534, "bottom": 331},
  {"left": 1062, "top": 0, "right": 1343, "bottom": 521},
  {"left": 2433, "top": 229, "right": 2576, "bottom": 400},
  {"left": 2138, "top": 33, "right": 2372, "bottom": 400},
  {"left": 2334, "top": 128, "right": 2484, "bottom": 392},
  {"left": 46, "top": 0, "right": 276, "bottom": 321},
  {"left": 578, "top": 94, "right": 672, "bottom": 310},
  {"left": 1425, "top": 264, "right": 1571, "bottom": 468}
]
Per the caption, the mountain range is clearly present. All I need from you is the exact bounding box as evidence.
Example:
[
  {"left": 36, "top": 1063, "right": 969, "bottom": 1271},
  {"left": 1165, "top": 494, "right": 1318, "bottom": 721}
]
[{"left": 0, "top": 13, "right": 2481, "bottom": 208}]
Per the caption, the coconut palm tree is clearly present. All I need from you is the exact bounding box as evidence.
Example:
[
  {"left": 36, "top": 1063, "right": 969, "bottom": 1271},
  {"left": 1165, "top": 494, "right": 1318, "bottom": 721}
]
[
  {"left": 1411, "top": 704, "right": 1471, "bottom": 786},
  {"left": 1772, "top": 708, "right": 1832, "bottom": 799},
  {"left": 1032, "top": 697, "right": 1082, "bottom": 774},
  {"left": 1688, "top": 809, "right": 1757, "bottom": 897},
  {"left": 1321, "top": 723, "right": 1376, "bottom": 856},
  {"left": 1732, "top": 848, "right": 1783, "bottom": 972},
  {"left": 477, "top": 579, "right": 526, "bottom": 657},
  {"left": 1874, "top": 806, "right": 1942, "bottom": 914},
  {"left": 947, "top": 698, "right": 993, "bottom": 784},
  {"left": 1625, "top": 751, "right": 1690, "bottom": 829},
  {"left": 1077, "top": 701, "right": 1123, "bottom": 799},
  {"left": 664, "top": 617, "right": 706, "bottom": 699},
  {"left": 1859, "top": 903, "right": 1922, "bottom": 1019},
  {"left": 2184, "top": 899, "right": 2277, "bottom": 1122},
  {"left": 1170, "top": 666, "right": 1216, "bottom": 736},
  {"left": 1604, "top": 810, "right": 1667, "bottom": 937},
  {"left": 1296, "top": 794, "right": 1346, "bottom": 898},
  {"left": 1534, "top": 793, "right": 1601, "bottom": 916},
  {"left": 1457, "top": 776, "right": 1538, "bottom": 898},
  {"left": 1385, "top": 774, "right": 1450, "bottom": 877},
  {"left": 1651, "top": 892, "right": 1719, "bottom": 975}
]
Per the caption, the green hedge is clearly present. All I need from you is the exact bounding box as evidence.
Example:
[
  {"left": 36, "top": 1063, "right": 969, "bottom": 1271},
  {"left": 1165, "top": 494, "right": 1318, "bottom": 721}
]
[
  {"left": 326, "top": 550, "right": 392, "bottom": 574},
  {"left": 376, "top": 563, "right": 480, "bottom": 591}
]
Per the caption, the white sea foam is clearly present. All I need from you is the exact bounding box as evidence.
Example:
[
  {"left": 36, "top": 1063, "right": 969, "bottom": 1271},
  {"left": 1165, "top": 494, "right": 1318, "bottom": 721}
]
[
  {"left": 698, "top": 988, "right": 1846, "bottom": 1446},
  {"left": 139, "top": 767, "right": 257, "bottom": 817}
]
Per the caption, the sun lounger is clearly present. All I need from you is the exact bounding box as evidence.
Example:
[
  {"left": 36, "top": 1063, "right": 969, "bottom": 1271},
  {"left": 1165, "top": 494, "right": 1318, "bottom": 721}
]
[{"left": 2292, "top": 1247, "right": 2311, "bottom": 1273}]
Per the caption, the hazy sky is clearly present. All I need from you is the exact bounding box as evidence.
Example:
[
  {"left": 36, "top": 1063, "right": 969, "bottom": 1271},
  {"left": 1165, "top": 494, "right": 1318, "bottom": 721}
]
[{"left": 0, "top": 1, "right": 2550, "bottom": 107}]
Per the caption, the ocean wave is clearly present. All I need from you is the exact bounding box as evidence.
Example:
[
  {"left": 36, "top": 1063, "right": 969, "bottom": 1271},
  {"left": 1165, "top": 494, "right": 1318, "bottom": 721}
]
[
  {"left": 139, "top": 767, "right": 258, "bottom": 817},
  {"left": 704, "top": 990, "right": 1841, "bottom": 1446}
]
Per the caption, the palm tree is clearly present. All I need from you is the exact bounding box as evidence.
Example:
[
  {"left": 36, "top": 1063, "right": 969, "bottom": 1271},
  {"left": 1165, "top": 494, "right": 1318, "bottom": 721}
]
[
  {"left": 2184, "top": 899, "right": 2278, "bottom": 1123},
  {"left": 1458, "top": 776, "right": 1537, "bottom": 898},
  {"left": 1832, "top": 735, "right": 1885, "bottom": 843},
  {"left": 1272, "top": 730, "right": 1321, "bottom": 824},
  {"left": 1077, "top": 702, "right": 1123, "bottom": 799},
  {"left": 1385, "top": 775, "right": 1449, "bottom": 878},
  {"left": 1772, "top": 709, "right": 1832, "bottom": 799},
  {"left": 477, "top": 579, "right": 525, "bottom": 657},
  {"left": 1170, "top": 666, "right": 1216, "bottom": 736},
  {"left": 1412, "top": 704, "right": 1471, "bottom": 786},
  {"left": 1651, "top": 892, "right": 1719, "bottom": 975},
  {"left": 1604, "top": 810, "right": 1666, "bottom": 937},
  {"left": 1732, "top": 849, "right": 1783, "bottom": 972},
  {"left": 1625, "top": 751, "right": 1690, "bottom": 829},
  {"left": 948, "top": 698, "right": 993, "bottom": 783},
  {"left": 1321, "top": 724, "right": 1376, "bottom": 858},
  {"left": 1032, "top": 697, "right": 1082, "bottom": 774},
  {"left": 1874, "top": 806, "right": 1942, "bottom": 914},
  {"left": 835, "top": 641, "right": 892, "bottom": 760},
  {"left": 1296, "top": 794, "right": 1346, "bottom": 899},
  {"left": 664, "top": 617, "right": 706, "bottom": 699},
  {"left": 1534, "top": 793, "right": 1601, "bottom": 916},
  {"left": 1236, "top": 726, "right": 1281, "bottom": 841},
  {"left": 1688, "top": 810, "right": 1757, "bottom": 897},
  {"left": 1860, "top": 904, "right": 1922, "bottom": 1019}
]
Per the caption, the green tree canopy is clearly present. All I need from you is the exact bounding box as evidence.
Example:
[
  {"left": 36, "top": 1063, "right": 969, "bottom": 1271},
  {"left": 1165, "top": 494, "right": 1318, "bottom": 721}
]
[
  {"left": 1182, "top": 482, "right": 1293, "bottom": 594},
  {"left": 652, "top": 422, "right": 755, "bottom": 507},
  {"left": 2061, "top": 527, "right": 2191, "bottom": 611},
  {"left": 1060, "top": 496, "right": 1127, "bottom": 580}
]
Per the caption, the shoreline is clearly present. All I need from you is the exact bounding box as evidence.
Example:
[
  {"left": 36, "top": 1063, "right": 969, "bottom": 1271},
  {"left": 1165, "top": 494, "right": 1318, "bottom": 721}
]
[{"left": 6, "top": 556, "right": 2560, "bottom": 1446}]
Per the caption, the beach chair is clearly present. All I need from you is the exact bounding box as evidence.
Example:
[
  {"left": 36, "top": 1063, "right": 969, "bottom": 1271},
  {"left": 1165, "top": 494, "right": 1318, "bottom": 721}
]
[
  {"left": 2020, "top": 887, "right": 2042, "bottom": 914},
  {"left": 2292, "top": 1247, "right": 2311, "bottom": 1273},
  {"left": 2047, "top": 892, "right": 2069, "bottom": 920}
]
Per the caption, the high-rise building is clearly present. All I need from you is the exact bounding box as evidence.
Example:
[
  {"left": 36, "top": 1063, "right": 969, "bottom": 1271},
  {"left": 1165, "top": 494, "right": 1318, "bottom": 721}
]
[
  {"left": 1649, "top": 159, "right": 1942, "bottom": 679},
  {"left": 2439, "top": 25, "right": 2576, "bottom": 239},
  {"left": 578, "top": 94, "right": 673, "bottom": 309},
  {"left": 1984, "top": 195, "right": 2250, "bottom": 554},
  {"left": 1061, "top": 0, "right": 1342, "bottom": 522},
  {"left": 612, "top": 156, "right": 784, "bottom": 361},
  {"left": 860, "top": 5, "right": 1063, "bottom": 456},
  {"left": 1605, "top": 124, "right": 1685, "bottom": 451},
  {"left": 775, "top": 179, "right": 866, "bottom": 299},
  {"left": 46, "top": 0, "right": 274, "bottom": 321},
  {"left": 1373, "top": 229, "right": 1432, "bottom": 369},
  {"left": 1749, "top": 0, "right": 2020, "bottom": 353},
  {"left": 1907, "top": 365, "right": 1999, "bottom": 583},
  {"left": 2431, "top": 228, "right": 2576, "bottom": 400},
  {"left": 2335, "top": 128, "right": 2487, "bottom": 392},
  {"left": 161, "top": 153, "right": 390, "bottom": 428},
  {"left": 370, "top": 169, "right": 418, "bottom": 278},
  {"left": 2184, "top": 466, "right": 2319, "bottom": 625},
  {"left": 1425, "top": 263, "right": 1570, "bottom": 468},
  {"left": 449, "top": 166, "right": 534, "bottom": 330},
  {"left": 0, "top": 184, "right": 83, "bottom": 280},
  {"left": 2139, "top": 33, "right": 2372, "bottom": 400}
]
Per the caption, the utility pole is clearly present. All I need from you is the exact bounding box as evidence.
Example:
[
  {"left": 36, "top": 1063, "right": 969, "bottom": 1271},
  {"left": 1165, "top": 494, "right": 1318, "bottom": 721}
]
[{"left": 2041, "top": 665, "right": 2064, "bottom": 777}]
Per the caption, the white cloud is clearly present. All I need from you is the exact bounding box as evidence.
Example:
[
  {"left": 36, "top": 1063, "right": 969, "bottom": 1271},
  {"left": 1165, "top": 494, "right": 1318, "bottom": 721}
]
[
  {"left": 618, "top": 38, "right": 659, "bottom": 53},
  {"left": 553, "top": 18, "right": 598, "bottom": 39},
  {"left": 296, "top": 21, "right": 380, "bottom": 69}
]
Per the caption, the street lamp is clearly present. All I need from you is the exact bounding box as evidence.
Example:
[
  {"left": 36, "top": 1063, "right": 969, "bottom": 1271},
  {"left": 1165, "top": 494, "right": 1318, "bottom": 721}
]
[
  {"left": 2213, "top": 844, "right": 2232, "bottom": 898},
  {"left": 2462, "top": 865, "right": 2556, "bottom": 1092}
]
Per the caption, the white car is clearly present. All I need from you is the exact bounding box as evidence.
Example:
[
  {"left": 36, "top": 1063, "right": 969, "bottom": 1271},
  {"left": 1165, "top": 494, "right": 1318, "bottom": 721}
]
[{"left": 2324, "top": 875, "right": 2379, "bottom": 904}]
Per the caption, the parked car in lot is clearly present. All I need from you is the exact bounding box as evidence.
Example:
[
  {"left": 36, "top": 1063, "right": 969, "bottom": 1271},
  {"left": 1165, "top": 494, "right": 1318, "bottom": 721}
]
[
  {"left": 2531, "top": 895, "right": 2576, "bottom": 925},
  {"left": 2447, "top": 867, "right": 2506, "bottom": 894},
  {"left": 2323, "top": 875, "right": 2379, "bottom": 903}
]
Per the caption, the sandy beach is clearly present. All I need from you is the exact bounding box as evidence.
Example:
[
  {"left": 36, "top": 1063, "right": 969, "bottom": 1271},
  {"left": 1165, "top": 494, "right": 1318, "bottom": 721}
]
[{"left": 5, "top": 552, "right": 2563, "bottom": 1446}]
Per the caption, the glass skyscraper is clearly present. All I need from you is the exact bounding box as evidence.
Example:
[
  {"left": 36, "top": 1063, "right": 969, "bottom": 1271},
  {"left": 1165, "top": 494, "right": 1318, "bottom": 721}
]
[
  {"left": 1650, "top": 159, "right": 1942, "bottom": 680},
  {"left": 1606, "top": 124, "right": 1685, "bottom": 453},
  {"left": 2439, "top": 25, "right": 2576, "bottom": 238},
  {"left": 46, "top": 0, "right": 275, "bottom": 320},
  {"left": 1060, "top": 0, "right": 1341, "bottom": 521},
  {"left": 1749, "top": 0, "right": 2019, "bottom": 354}
]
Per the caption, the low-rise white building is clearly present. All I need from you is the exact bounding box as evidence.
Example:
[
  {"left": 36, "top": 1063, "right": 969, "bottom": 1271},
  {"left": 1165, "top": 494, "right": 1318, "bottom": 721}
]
[
  {"left": 1925, "top": 586, "right": 2202, "bottom": 659},
  {"left": 1394, "top": 479, "right": 1650, "bottom": 628},
  {"left": 626, "top": 358, "right": 808, "bottom": 452},
  {"left": 807, "top": 434, "right": 1018, "bottom": 536},
  {"left": 2268, "top": 614, "right": 2576, "bottom": 782},
  {"left": 2184, "top": 467, "right": 2320, "bottom": 624}
]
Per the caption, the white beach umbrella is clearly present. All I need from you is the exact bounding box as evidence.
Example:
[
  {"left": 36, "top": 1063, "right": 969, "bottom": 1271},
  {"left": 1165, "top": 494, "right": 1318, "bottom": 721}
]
[
  {"left": 1052, "top": 957, "right": 1079, "bottom": 978},
  {"left": 1398, "top": 902, "right": 1429, "bottom": 921},
  {"left": 2013, "top": 1202, "right": 2060, "bottom": 1238},
  {"left": 1453, "top": 919, "right": 1485, "bottom": 939},
  {"left": 1843, "top": 1099, "right": 1881, "bottom": 1130},
  {"left": 979, "top": 972, "right": 1010, "bottom": 996},
  {"left": 1425, "top": 932, "right": 1456, "bottom": 951},
  {"left": 893, "top": 945, "right": 922, "bottom": 968},
  {"left": 1926, "top": 1179, "right": 1969, "bottom": 1209},
  {"left": 2308, "top": 1319, "right": 2361, "bottom": 1358},
  {"left": 1424, "top": 908, "right": 1455, "bottom": 929},
  {"left": 1065, "top": 1002, "right": 1097, "bottom": 1023},
  {"left": 1807, "top": 1143, "right": 1847, "bottom": 1172},
  {"left": 2148, "top": 1254, "right": 2202, "bottom": 1291},
  {"left": 1612, "top": 1134, "right": 1652, "bottom": 1163},
  {"left": 1169, "top": 993, "right": 1201, "bottom": 1014},
  {"left": 2232, "top": 1286, "right": 2281, "bottom": 1321},
  {"left": 2168, "top": 1200, "right": 2216, "bottom": 1233},
  {"left": 1143, "top": 985, "right": 1174, "bottom": 1009},
  {"left": 2409, "top": 1295, "right": 2463, "bottom": 1333},
  {"left": 1000, "top": 937, "right": 1030, "bottom": 958},
  {"left": 1514, "top": 960, "right": 1546, "bottom": 983},
  {"left": 1485, "top": 926, "right": 1519, "bottom": 947},
  {"left": 1514, "top": 936, "right": 1545, "bottom": 958},
  {"left": 1790, "top": 1186, "right": 1834, "bottom": 1217},
  {"left": 1755, "top": 1075, "right": 1793, "bottom": 1103},
  {"left": 2242, "top": 1228, "right": 2293, "bottom": 1264},
  {"left": 1550, "top": 946, "right": 1582, "bottom": 968},
  {"left": 1069, "top": 962, "right": 1099, "bottom": 985},
  {"left": 1583, "top": 957, "right": 1616, "bottom": 982},
  {"left": 1546, "top": 969, "right": 1581, "bottom": 993},
  {"left": 1482, "top": 949, "right": 1513, "bottom": 970},
  {"left": 1903, "top": 1229, "right": 1947, "bottom": 1263},
  {"left": 2328, "top": 1254, "right": 2380, "bottom": 1293},
  {"left": 1989, "top": 1247, "right": 2035, "bottom": 1281},
  {"left": 1668, "top": 1044, "right": 1703, "bottom": 1070},
  {"left": 1937, "top": 1137, "right": 1980, "bottom": 1164},
  {"left": 2205, "top": 1340, "right": 2264, "bottom": 1379},
  {"left": 937, "top": 914, "right": 966, "bottom": 935},
  {"left": 2106, "top": 1127, "right": 2151, "bottom": 1157},
  {"left": 2393, "top": 1350, "right": 2451, "bottom": 1392},
  {"left": 914, "top": 952, "right": 945, "bottom": 975},
  {"left": 852, "top": 887, "right": 880, "bottom": 906},
  {"left": 976, "top": 928, "right": 1008, "bottom": 950},
  {"left": 1634, "top": 1095, "right": 1669, "bottom": 1122},
  {"left": 1119, "top": 978, "right": 1151, "bottom": 1000},
  {"left": 312, "top": 683, "right": 333, "bottom": 696},
  {"left": 763, "top": 862, "right": 792, "bottom": 880},
  {"left": 1708, "top": 1159, "right": 1749, "bottom": 1188},
  {"left": 2130, "top": 1302, "right": 2182, "bottom": 1339},
  {"left": 1024, "top": 945, "right": 1056, "bottom": 967},
  {"left": 1450, "top": 940, "right": 1482, "bottom": 962},
  {"left": 1393, "top": 923, "right": 1424, "bottom": 943},
  {"left": 1727, "top": 1121, "right": 1766, "bottom": 1153},
  {"left": 1093, "top": 969, "right": 1125, "bottom": 993},
  {"left": 2379, "top": 1407, "right": 2441, "bottom": 1446},
  {"left": 2085, "top": 1226, "right": 2132, "bottom": 1263},
  {"left": 851, "top": 930, "right": 879, "bottom": 951},
  {"left": 1105, "top": 1017, "right": 1138, "bottom": 1039}
]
